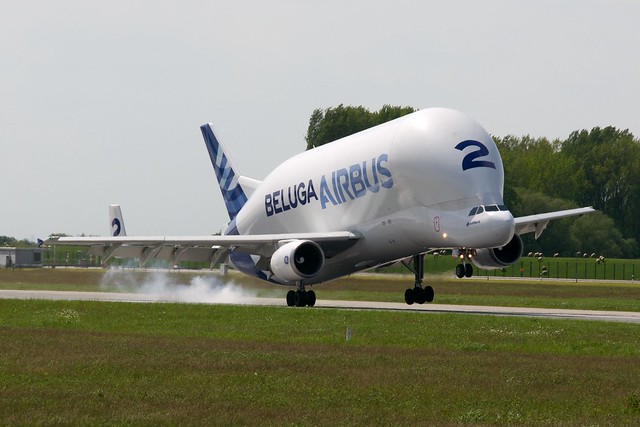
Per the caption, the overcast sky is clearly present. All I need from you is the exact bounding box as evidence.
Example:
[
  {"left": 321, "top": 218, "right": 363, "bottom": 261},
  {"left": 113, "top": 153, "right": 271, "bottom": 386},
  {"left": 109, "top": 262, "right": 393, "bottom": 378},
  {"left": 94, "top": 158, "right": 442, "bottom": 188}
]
[{"left": 2, "top": 1, "right": 639, "bottom": 241}]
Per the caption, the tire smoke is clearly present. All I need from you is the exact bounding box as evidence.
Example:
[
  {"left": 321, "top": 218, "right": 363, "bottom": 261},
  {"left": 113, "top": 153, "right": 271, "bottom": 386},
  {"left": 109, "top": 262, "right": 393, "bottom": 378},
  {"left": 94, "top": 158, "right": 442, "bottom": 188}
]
[{"left": 99, "top": 269, "right": 258, "bottom": 304}]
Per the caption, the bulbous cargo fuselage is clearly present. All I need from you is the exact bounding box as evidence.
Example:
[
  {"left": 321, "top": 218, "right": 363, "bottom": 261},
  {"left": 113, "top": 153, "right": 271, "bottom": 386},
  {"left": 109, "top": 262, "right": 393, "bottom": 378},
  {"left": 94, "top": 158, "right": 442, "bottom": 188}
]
[{"left": 232, "top": 108, "right": 515, "bottom": 284}]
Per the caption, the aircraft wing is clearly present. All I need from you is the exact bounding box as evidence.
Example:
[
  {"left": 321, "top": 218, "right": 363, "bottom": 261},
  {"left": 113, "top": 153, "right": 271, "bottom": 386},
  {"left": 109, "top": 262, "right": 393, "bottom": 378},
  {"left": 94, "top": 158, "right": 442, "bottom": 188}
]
[
  {"left": 44, "top": 231, "right": 360, "bottom": 267},
  {"left": 514, "top": 206, "right": 595, "bottom": 239}
]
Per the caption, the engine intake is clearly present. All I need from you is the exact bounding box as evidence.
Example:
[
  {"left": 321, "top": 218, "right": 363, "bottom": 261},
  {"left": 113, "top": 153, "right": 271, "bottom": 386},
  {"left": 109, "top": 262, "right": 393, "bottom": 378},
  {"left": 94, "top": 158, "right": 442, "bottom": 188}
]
[
  {"left": 270, "top": 240, "right": 325, "bottom": 281},
  {"left": 472, "top": 234, "right": 524, "bottom": 269}
]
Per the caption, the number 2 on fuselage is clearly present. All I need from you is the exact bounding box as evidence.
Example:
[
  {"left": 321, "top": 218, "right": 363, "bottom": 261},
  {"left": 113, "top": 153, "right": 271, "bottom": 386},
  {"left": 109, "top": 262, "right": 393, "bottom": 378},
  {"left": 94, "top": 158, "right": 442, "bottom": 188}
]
[{"left": 455, "top": 140, "right": 496, "bottom": 171}]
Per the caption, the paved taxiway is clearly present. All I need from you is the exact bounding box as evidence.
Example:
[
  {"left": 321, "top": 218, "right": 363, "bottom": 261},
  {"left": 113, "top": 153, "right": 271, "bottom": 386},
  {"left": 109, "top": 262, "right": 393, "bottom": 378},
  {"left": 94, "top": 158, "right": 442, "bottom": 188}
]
[{"left": 1, "top": 289, "right": 639, "bottom": 323}]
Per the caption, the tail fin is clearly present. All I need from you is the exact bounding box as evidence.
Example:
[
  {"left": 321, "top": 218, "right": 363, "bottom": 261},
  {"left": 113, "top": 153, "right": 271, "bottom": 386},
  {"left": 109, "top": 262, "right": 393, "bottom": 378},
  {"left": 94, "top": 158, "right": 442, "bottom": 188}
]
[
  {"left": 200, "top": 123, "right": 249, "bottom": 220},
  {"left": 109, "top": 204, "right": 127, "bottom": 237}
]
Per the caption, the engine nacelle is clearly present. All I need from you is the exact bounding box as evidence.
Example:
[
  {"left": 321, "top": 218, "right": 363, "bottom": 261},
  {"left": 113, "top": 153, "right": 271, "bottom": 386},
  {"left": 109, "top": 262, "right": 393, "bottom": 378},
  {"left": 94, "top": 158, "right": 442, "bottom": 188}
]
[
  {"left": 270, "top": 240, "right": 325, "bottom": 281},
  {"left": 472, "top": 234, "right": 524, "bottom": 269}
]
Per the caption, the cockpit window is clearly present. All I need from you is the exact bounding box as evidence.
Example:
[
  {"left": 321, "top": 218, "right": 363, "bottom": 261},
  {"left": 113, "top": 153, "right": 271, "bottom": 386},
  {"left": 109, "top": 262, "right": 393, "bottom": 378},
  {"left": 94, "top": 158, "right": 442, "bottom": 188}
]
[{"left": 469, "top": 204, "right": 509, "bottom": 216}]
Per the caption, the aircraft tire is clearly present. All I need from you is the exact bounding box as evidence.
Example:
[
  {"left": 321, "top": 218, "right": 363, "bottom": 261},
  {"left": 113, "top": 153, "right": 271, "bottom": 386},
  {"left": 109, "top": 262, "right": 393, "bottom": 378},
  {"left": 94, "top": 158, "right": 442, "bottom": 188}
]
[
  {"left": 286, "top": 290, "right": 295, "bottom": 307},
  {"left": 307, "top": 290, "right": 316, "bottom": 307},
  {"left": 294, "top": 290, "right": 307, "bottom": 307},
  {"left": 404, "top": 288, "right": 415, "bottom": 305},
  {"left": 425, "top": 285, "right": 434, "bottom": 302},
  {"left": 465, "top": 264, "right": 473, "bottom": 278},
  {"left": 414, "top": 287, "right": 426, "bottom": 304},
  {"left": 455, "top": 264, "right": 465, "bottom": 278}
]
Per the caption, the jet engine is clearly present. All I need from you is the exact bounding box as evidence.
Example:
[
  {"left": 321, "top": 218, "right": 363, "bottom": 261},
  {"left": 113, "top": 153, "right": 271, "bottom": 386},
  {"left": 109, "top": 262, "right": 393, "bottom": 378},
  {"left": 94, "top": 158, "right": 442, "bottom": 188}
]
[
  {"left": 472, "top": 234, "right": 524, "bottom": 269},
  {"left": 270, "top": 240, "right": 325, "bottom": 281}
]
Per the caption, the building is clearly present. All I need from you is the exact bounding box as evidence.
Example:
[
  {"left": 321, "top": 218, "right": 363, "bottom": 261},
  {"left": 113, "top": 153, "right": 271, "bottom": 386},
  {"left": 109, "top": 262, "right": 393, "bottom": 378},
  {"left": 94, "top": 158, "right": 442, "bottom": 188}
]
[{"left": 0, "top": 247, "right": 44, "bottom": 268}]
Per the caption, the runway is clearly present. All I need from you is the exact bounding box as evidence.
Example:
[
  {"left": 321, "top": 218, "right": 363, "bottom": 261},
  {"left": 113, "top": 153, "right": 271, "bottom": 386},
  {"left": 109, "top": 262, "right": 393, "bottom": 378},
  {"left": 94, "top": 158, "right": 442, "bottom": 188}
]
[{"left": 2, "top": 289, "right": 640, "bottom": 323}]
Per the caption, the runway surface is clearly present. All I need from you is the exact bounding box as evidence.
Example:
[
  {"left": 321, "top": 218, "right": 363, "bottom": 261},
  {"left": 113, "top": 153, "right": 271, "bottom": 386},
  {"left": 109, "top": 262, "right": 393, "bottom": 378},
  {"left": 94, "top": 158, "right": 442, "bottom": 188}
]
[{"left": 2, "top": 289, "right": 640, "bottom": 323}]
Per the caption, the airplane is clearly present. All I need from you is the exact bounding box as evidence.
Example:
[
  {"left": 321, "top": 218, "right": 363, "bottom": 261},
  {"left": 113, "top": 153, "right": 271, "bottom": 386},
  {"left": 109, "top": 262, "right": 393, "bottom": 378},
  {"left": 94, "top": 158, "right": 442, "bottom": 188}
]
[{"left": 45, "top": 108, "right": 595, "bottom": 307}]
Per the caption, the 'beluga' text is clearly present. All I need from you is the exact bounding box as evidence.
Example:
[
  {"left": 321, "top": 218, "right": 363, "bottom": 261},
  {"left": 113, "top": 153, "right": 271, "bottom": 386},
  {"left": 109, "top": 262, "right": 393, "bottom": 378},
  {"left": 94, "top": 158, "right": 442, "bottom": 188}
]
[{"left": 265, "top": 154, "right": 394, "bottom": 217}]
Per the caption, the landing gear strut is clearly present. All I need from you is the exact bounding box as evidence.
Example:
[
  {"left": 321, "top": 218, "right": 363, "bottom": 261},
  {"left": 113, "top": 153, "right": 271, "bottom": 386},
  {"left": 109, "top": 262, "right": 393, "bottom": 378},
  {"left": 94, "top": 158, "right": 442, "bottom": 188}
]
[
  {"left": 286, "top": 283, "right": 316, "bottom": 307},
  {"left": 403, "top": 254, "right": 435, "bottom": 305}
]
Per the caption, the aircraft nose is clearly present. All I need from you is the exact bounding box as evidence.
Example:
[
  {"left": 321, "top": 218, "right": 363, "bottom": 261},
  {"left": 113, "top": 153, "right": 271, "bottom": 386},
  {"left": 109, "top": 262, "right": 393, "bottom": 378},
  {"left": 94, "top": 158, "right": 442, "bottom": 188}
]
[{"left": 455, "top": 207, "right": 516, "bottom": 248}]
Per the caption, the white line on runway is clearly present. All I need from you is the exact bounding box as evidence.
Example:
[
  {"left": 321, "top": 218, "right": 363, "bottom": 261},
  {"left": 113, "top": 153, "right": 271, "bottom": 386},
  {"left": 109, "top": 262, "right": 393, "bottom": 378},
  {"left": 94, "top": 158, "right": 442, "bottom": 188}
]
[{"left": 1, "top": 289, "right": 639, "bottom": 323}]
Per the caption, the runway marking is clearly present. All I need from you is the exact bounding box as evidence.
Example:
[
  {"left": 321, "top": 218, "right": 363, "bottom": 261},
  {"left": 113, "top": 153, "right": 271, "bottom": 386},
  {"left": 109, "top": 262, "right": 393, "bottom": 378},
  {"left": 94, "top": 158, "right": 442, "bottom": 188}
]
[{"left": 1, "top": 289, "right": 639, "bottom": 323}]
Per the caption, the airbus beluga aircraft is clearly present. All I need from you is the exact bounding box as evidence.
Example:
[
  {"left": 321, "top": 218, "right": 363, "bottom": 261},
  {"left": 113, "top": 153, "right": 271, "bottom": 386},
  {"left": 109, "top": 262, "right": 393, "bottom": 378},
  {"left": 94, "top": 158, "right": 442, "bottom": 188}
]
[{"left": 46, "top": 108, "right": 594, "bottom": 307}]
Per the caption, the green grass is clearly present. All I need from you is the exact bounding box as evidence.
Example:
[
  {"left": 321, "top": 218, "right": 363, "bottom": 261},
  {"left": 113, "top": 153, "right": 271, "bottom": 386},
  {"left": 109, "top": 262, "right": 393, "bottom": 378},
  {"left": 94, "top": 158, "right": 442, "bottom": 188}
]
[
  {"left": 317, "top": 275, "right": 640, "bottom": 311},
  {"left": 2, "top": 268, "right": 640, "bottom": 312},
  {"left": 1, "top": 299, "right": 640, "bottom": 425}
]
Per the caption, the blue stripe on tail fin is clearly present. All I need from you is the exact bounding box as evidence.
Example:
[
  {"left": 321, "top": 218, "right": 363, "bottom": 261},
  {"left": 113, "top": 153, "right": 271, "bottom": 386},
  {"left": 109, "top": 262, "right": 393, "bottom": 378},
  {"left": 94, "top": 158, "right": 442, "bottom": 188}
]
[{"left": 200, "top": 123, "right": 249, "bottom": 220}]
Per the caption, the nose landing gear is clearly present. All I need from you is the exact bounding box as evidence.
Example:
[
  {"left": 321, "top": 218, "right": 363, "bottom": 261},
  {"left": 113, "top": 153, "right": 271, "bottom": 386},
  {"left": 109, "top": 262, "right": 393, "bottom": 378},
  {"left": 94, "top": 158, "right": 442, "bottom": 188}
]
[{"left": 454, "top": 248, "right": 475, "bottom": 278}]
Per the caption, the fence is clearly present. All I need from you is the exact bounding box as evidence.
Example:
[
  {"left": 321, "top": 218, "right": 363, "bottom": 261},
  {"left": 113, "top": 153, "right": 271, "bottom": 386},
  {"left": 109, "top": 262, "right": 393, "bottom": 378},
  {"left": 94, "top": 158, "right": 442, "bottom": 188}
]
[{"left": 475, "top": 258, "right": 637, "bottom": 281}]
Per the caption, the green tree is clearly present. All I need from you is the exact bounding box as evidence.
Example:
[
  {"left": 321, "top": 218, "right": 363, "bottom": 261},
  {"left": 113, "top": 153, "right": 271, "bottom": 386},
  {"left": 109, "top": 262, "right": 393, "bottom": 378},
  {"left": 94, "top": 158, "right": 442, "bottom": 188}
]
[
  {"left": 0, "top": 236, "right": 37, "bottom": 247},
  {"left": 305, "top": 104, "right": 416, "bottom": 150},
  {"left": 0, "top": 236, "right": 18, "bottom": 246},
  {"left": 495, "top": 128, "right": 640, "bottom": 257},
  {"left": 561, "top": 127, "right": 640, "bottom": 252},
  {"left": 495, "top": 135, "right": 583, "bottom": 206},
  {"left": 561, "top": 127, "right": 635, "bottom": 215},
  {"left": 569, "top": 212, "right": 638, "bottom": 259}
]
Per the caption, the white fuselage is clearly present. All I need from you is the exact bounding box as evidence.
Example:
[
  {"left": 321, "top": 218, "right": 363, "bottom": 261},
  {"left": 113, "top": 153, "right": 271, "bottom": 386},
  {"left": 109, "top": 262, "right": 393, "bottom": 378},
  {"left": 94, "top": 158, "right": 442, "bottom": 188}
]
[{"left": 230, "top": 108, "right": 515, "bottom": 284}]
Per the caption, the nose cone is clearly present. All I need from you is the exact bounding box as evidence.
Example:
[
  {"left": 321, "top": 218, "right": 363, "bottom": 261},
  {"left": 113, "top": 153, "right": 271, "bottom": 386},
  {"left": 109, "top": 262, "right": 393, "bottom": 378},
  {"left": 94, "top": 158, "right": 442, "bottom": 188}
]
[
  {"left": 442, "top": 205, "right": 515, "bottom": 249},
  {"left": 458, "top": 209, "right": 515, "bottom": 248}
]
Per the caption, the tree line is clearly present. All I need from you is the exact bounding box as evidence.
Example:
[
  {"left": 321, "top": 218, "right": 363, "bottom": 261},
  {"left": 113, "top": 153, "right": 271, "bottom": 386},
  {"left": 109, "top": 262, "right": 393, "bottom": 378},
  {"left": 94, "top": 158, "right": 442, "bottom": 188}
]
[
  {"left": 305, "top": 105, "right": 640, "bottom": 258},
  {"left": 0, "top": 236, "right": 35, "bottom": 248}
]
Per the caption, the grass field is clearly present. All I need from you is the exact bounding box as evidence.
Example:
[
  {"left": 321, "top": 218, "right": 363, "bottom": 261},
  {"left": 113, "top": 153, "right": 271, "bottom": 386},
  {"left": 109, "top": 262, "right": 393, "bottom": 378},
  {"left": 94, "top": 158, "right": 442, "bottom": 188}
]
[
  {"left": 1, "top": 268, "right": 640, "bottom": 425},
  {"left": 2, "top": 268, "right": 640, "bottom": 311},
  {"left": 2, "top": 300, "right": 640, "bottom": 425}
]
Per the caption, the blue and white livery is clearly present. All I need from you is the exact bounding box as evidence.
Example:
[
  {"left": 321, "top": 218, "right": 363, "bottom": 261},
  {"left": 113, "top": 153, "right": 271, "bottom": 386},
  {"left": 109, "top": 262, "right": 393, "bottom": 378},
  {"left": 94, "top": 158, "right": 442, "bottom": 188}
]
[{"left": 200, "top": 123, "right": 249, "bottom": 220}]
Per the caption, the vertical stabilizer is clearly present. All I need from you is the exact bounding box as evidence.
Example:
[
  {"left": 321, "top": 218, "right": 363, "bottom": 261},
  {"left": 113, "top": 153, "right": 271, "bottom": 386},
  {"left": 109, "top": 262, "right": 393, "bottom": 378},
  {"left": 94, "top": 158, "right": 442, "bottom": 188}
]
[
  {"left": 200, "top": 123, "right": 249, "bottom": 220},
  {"left": 109, "top": 204, "right": 127, "bottom": 237}
]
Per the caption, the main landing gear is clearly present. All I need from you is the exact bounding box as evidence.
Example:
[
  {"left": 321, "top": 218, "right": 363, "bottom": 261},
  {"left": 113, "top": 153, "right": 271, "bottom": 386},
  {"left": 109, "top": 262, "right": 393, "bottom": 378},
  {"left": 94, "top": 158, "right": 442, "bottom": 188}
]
[
  {"left": 455, "top": 248, "right": 475, "bottom": 278},
  {"left": 404, "top": 254, "right": 434, "bottom": 305},
  {"left": 286, "top": 284, "right": 316, "bottom": 307}
]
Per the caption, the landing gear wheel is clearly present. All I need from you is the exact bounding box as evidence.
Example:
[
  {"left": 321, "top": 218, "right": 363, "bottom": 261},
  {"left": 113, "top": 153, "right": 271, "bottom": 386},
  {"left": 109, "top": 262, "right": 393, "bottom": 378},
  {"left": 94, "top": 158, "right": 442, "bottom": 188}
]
[
  {"left": 464, "top": 263, "right": 473, "bottom": 278},
  {"left": 404, "top": 288, "right": 415, "bottom": 305},
  {"left": 455, "top": 264, "right": 465, "bottom": 278},
  {"left": 425, "top": 285, "right": 434, "bottom": 303},
  {"left": 294, "top": 290, "right": 307, "bottom": 307},
  {"left": 414, "top": 287, "right": 427, "bottom": 304},
  {"left": 307, "top": 290, "right": 316, "bottom": 307},
  {"left": 286, "top": 290, "right": 295, "bottom": 307}
]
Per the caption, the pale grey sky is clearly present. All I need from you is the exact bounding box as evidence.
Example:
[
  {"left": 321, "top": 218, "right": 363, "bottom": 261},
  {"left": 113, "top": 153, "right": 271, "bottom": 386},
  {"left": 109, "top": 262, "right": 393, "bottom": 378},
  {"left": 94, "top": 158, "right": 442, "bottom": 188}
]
[{"left": 2, "top": 0, "right": 638, "bottom": 240}]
